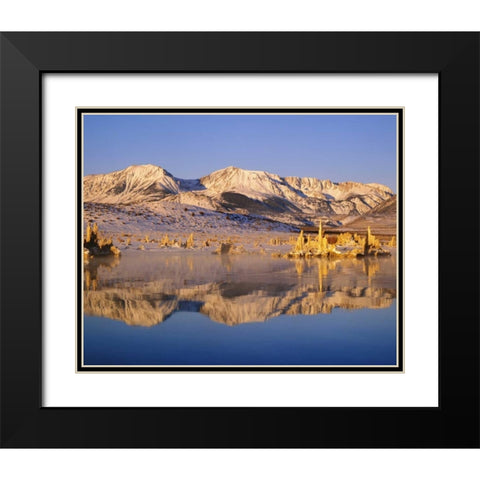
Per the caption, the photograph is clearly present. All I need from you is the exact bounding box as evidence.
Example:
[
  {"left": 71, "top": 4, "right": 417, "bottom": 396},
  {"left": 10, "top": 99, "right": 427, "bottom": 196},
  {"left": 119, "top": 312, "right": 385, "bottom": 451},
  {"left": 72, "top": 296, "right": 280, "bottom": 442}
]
[{"left": 79, "top": 108, "right": 402, "bottom": 371}]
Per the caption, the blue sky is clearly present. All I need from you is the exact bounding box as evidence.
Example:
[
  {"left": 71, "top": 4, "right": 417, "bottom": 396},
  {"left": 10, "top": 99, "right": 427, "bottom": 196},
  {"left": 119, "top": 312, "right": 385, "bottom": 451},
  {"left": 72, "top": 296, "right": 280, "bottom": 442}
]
[{"left": 83, "top": 113, "right": 397, "bottom": 191}]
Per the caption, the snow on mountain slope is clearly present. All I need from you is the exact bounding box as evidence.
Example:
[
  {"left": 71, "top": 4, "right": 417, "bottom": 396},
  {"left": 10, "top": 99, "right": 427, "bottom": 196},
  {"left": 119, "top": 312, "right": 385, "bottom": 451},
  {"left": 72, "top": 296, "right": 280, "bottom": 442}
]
[
  {"left": 84, "top": 164, "right": 187, "bottom": 203},
  {"left": 83, "top": 164, "right": 394, "bottom": 222},
  {"left": 200, "top": 166, "right": 303, "bottom": 203},
  {"left": 339, "top": 195, "right": 397, "bottom": 234},
  {"left": 367, "top": 195, "right": 397, "bottom": 215},
  {"left": 284, "top": 176, "right": 392, "bottom": 202},
  {"left": 83, "top": 201, "right": 295, "bottom": 238}
]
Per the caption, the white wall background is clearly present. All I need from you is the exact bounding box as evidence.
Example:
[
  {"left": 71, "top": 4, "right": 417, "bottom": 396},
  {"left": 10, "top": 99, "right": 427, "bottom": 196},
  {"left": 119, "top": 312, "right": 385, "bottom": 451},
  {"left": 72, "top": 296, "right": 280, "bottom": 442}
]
[
  {"left": 1, "top": 1, "right": 479, "bottom": 479},
  {"left": 1, "top": 0, "right": 480, "bottom": 31}
]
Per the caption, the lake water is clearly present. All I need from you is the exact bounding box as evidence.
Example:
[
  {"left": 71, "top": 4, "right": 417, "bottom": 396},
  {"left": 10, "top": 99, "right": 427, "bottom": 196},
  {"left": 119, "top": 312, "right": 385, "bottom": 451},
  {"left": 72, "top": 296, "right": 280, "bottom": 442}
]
[{"left": 83, "top": 250, "right": 397, "bottom": 367}]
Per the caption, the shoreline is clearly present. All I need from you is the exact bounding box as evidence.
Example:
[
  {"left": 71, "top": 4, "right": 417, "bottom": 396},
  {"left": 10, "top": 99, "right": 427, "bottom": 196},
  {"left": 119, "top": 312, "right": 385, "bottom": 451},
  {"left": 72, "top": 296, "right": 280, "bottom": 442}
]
[{"left": 84, "top": 229, "right": 397, "bottom": 258}]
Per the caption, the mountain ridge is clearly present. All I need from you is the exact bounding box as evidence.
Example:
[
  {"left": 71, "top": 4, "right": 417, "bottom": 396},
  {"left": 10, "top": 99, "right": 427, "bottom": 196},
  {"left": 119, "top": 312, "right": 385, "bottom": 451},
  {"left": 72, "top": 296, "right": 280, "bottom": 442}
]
[{"left": 84, "top": 164, "right": 395, "bottom": 226}]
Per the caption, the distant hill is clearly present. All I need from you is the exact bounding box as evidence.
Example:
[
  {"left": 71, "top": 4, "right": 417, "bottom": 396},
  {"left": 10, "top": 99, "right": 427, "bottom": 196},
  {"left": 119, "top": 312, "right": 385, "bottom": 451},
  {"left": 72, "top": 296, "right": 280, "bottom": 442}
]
[{"left": 337, "top": 195, "right": 397, "bottom": 235}]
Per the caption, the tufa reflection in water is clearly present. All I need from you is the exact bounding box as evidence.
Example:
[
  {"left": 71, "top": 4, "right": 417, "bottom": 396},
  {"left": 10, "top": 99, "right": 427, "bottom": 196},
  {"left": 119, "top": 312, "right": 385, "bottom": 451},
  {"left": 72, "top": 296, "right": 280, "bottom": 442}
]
[{"left": 83, "top": 251, "right": 396, "bottom": 327}]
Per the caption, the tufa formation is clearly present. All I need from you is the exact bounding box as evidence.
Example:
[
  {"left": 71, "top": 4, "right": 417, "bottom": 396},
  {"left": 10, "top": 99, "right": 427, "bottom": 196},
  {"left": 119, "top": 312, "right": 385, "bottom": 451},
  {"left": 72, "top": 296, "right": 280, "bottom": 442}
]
[
  {"left": 288, "top": 222, "right": 392, "bottom": 258},
  {"left": 84, "top": 223, "right": 121, "bottom": 259}
]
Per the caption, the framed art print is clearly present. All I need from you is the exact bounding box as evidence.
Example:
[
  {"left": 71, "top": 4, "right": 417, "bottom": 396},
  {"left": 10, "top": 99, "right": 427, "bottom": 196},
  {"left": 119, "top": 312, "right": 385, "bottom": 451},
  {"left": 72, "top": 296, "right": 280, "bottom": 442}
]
[
  {"left": 78, "top": 107, "right": 403, "bottom": 373},
  {"left": 1, "top": 32, "right": 479, "bottom": 448}
]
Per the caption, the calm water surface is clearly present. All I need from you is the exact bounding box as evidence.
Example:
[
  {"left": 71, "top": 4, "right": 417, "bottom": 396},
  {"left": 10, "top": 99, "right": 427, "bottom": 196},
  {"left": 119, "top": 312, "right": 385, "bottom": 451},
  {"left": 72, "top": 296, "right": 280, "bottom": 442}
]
[{"left": 83, "top": 251, "right": 397, "bottom": 366}]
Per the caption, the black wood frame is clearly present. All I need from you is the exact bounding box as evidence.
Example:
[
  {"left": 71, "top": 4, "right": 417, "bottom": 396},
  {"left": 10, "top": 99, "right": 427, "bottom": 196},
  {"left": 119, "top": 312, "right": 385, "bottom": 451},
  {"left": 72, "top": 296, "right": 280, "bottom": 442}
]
[{"left": 0, "top": 32, "right": 478, "bottom": 448}]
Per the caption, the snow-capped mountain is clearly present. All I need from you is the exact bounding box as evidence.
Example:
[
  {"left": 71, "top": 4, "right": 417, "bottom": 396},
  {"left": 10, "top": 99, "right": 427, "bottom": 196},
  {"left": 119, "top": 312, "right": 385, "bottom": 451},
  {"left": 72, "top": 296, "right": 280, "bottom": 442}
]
[
  {"left": 200, "top": 166, "right": 300, "bottom": 201},
  {"left": 84, "top": 164, "right": 395, "bottom": 225},
  {"left": 83, "top": 164, "right": 183, "bottom": 203}
]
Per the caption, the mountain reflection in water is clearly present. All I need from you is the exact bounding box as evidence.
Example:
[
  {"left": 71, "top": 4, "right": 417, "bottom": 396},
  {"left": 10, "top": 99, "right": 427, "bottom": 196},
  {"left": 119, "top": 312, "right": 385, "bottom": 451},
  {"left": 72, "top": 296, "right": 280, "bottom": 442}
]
[{"left": 83, "top": 251, "right": 396, "bottom": 327}]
